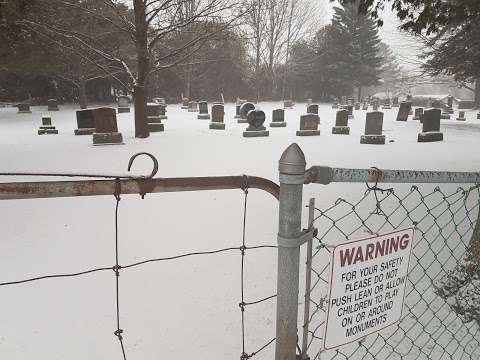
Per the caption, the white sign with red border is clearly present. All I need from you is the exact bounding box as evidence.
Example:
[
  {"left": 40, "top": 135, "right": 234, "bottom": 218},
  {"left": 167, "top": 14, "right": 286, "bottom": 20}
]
[{"left": 323, "top": 227, "right": 415, "bottom": 350}]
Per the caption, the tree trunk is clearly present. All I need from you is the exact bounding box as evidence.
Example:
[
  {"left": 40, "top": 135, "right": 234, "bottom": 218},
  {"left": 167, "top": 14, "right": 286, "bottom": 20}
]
[
  {"left": 133, "top": 0, "right": 150, "bottom": 138},
  {"left": 468, "top": 210, "right": 480, "bottom": 264},
  {"left": 357, "top": 86, "right": 362, "bottom": 102},
  {"left": 79, "top": 78, "right": 87, "bottom": 109},
  {"left": 474, "top": 78, "right": 480, "bottom": 109}
]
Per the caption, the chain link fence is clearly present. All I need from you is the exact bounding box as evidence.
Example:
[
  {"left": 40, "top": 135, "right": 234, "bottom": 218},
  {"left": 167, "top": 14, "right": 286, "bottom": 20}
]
[{"left": 301, "top": 181, "right": 480, "bottom": 360}]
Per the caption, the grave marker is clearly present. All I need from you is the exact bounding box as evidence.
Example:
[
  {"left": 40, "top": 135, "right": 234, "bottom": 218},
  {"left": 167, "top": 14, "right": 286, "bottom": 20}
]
[
  {"left": 37, "top": 115, "right": 58, "bottom": 135},
  {"left": 238, "top": 102, "right": 255, "bottom": 123},
  {"left": 92, "top": 107, "right": 123, "bottom": 145},
  {"left": 17, "top": 103, "right": 31, "bottom": 114},
  {"left": 209, "top": 104, "right": 225, "bottom": 130},
  {"left": 296, "top": 114, "right": 320, "bottom": 136},
  {"left": 197, "top": 101, "right": 210, "bottom": 120},
  {"left": 413, "top": 108, "right": 423, "bottom": 121},
  {"left": 74, "top": 109, "right": 95, "bottom": 135},
  {"left": 47, "top": 99, "right": 59, "bottom": 111},
  {"left": 243, "top": 110, "right": 269, "bottom": 137},
  {"left": 270, "top": 109, "right": 287, "bottom": 127},
  {"left": 360, "top": 111, "right": 385, "bottom": 144},
  {"left": 456, "top": 111, "right": 466, "bottom": 121},
  {"left": 307, "top": 104, "right": 319, "bottom": 115},
  {"left": 188, "top": 101, "right": 198, "bottom": 112},
  {"left": 418, "top": 108, "right": 443, "bottom": 142},
  {"left": 117, "top": 95, "right": 130, "bottom": 113},
  {"left": 396, "top": 102, "right": 411, "bottom": 122},
  {"left": 332, "top": 110, "right": 350, "bottom": 135},
  {"left": 146, "top": 103, "right": 164, "bottom": 132}
]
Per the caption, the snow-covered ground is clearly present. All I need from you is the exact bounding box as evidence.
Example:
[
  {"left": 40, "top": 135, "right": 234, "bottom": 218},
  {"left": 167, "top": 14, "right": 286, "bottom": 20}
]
[{"left": 0, "top": 102, "right": 479, "bottom": 360}]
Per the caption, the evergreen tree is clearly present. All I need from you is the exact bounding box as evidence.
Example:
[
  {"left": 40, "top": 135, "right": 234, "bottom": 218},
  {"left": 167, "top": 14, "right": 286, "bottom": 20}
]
[{"left": 329, "top": 1, "right": 383, "bottom": 100}]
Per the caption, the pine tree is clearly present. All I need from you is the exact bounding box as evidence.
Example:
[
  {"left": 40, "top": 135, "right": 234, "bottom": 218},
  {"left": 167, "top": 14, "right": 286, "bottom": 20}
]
[{"left": 329, "top": 0, "right": 383, "bottom": 101}]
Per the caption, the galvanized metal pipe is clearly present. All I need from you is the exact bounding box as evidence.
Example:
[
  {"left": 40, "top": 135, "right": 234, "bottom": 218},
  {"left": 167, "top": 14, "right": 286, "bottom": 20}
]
[
  {"left": 0, "top": 176, "right": 279, "bottom": 200},
  {"left": 275, "top": 143, "right": 306, "bottom": 360},
  {"left": 305, "top": 166, "right": 480, "bottom": 185},
  {"left": 301, "top": 198, "right": 315, "bottom": 359}
]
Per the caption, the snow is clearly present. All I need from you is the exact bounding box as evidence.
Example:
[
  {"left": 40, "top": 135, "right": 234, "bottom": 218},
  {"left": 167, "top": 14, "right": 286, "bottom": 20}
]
[{"left": 0, "top": 102, "right": 479, "bottom": 360}]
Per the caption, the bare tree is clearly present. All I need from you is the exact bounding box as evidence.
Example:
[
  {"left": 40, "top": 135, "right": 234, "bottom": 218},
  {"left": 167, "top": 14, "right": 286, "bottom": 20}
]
[{"left": 23, "top": 0, "right": 242, "bottom": 138}]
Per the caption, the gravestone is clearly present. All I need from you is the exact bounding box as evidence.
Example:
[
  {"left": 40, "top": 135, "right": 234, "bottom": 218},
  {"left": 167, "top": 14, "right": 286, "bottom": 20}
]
[
  {"left": 458, "top": 100, "right": 474, "bottom": 109},
  {"left": 238, "top": 102, "right": 255, "bottom": 123},
  {"left": 117, "top": 96, "right": 130, "bottom": 113},
  {"left": 283, "top": 100, "right": 294, "bottom": 109},
  {"left": 37, "top": 115, "right": 58, "bottom": 135},
  {"left": 418, "top": 109, "right": 443, "bottom": 142},
  {"left": 360, "top": 111, "right": 385, "bottom": 145},
  {"left": 306, "top": 104, "right": 318, "bottom": 115},
  {"left": 382, "top": 99, "right": 391, "bottom": 109},
  {"left": 188, "top": 101, "right": 198, "bottom": 112},
  {"left": 181, "top": 97, "right": 189, "bottom": 109},
  {"left": 92, "top": 107, "right": 123, "bottom": 145},
  {"left": 456, "top": 111, "right": 466, "bottom": 121},
  {"left": 446, "top": 96, "right": 454, "bottom": 114},
  {"left": 372, "top": 101, "right": 379, "bottom": 111},
  {"left": 209, "top": 104, "right": 225, "bottom": 130},
  {"left": 47, "top": 99, "right": 59, "bottom": 111},
  {"left": 270, "top": 109, "right": 286, "bottom": 127},
  {"left": 235, "top": 99, "right": 246, "bottom": 119},
  {"left": 296, "top": 114, "right": 320, "bottom": 136},
  {"left": 17, "top": 103, "right": 31, "bottom": 114},
  {"left": 158, "top": 104, "right": 167, "bottom": 120},
  {"left": 396, "top": 101, "right": 412, "bottom": 121},
  {"left": 332, "top": 110, "right": 350, "bottom": 135},
  {"left": 347, "top": 105, "right": 354, "bottom": 119},
  {"left": 197, "top": 101, "right": 210, "bottom": 120},
  {"left": 74, "top": 109, "right": 95, "bottom": 135},
  {"left": 477, "top": 112, "right": 480, "bottom": 120},
  {"left": 243, "top": 110, "right": 269, "bottom": 137},
  {"left": 146, "top": 103, "right": 164, "bottom": 132},
  {"left": 440, "top": 108, "right": 451, "bottom": 119},
  {"left": 392, "top": 97, "right": 399, "bottom": 107},
  {"left": 413, "top": 107, "right": 424, "bottom": 121},
  {"left": 354, "top": 102, "right": 361, "bottom": 110}
]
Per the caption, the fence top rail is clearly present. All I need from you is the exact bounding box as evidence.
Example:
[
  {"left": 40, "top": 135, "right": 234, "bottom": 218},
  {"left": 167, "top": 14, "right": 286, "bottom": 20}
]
[
  {"left": 305, "top": 166, "right": 480, "bottom": 185},
  {"left": 0, "top": 176, "right": 280, "bottom": 201}
]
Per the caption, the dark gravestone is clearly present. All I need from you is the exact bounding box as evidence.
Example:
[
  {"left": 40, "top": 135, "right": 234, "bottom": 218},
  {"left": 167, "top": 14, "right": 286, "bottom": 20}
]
[
  {"left": 392, "top": 97, "right": 399, "bottom": 107},
  {"left": 332, "top": 110, "right": 350, "bottom": 135},
  {"left": 396, "top": 102, "right": 412, "bottom": 121},
  {"left": 209, "top": 104, "right": 225, "bottom": 130},
  {"left": 270, "top": 109, "right": 286, "bottom": 127},
  {"left": 306, "top": 104, "right": 318, "bottom": 115},
  {"left": 38, "top": 115, "right": 58, "bottom": 135},
  {"left": 17, "top": 103, "right": 31, "bottom": 114},
  {"left": 283, "top": 100, "right": 294, "bottom": 108},
  {"left": 458, "top": 100, "right": 474, "bottom": 109},
  {"left": 75, "top": 109, "right": 95, "bottom": 135},
  {"left": 382, "top": 99, "right": 391, "bottom": 109},
  {"left": 361, "top": 111, "right": 385, "bottom": 145},
  {"left": 198, "top": 101, "right": 210, "bottom": 120},
  {"left": 296, "top": 114, "right": 320, "bottom": 136},
  {"left": 418, "top": 109, "right": 443, "bottom": 142},
  {"left": 238, "top": 102, "right": 255, "bottom": 123},
  {"left": 447, "top": 95, "right": 454, "bottom": 110},
  {"left": 347, "top": 105, "right": 354, "bottom": 119},
  {"left": 159, "top": 104, "right": 167, "bottom": 120},
  {"left": 181, "top": 97, "right": 189, "bottom": 109},
  {"left": 413, "top": 107, "right": 424, "bottom": 121},
  {"left": 243, "top": 110, "right": 269, "bottom": 137},
  {"left": 47, "top": 99, "right": 59, "bottom": 111},
  {"left": 92, "top": 107, "right": 123, "bottom": 145},
  {"left": 146, "top": 103, "right": 164, "bottom": 132},
  {"left": 235, "top": 99, "right": 246, "bottom": 119},
  {"left": 456, "top": 111, "right": 466, "bottom": 121},
  {"left": 117, "top": 96, "right": 130, "bottom": 113}
]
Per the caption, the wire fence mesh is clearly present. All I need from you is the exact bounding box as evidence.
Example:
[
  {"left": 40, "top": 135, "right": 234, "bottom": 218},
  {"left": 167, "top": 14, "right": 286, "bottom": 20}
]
[
  {"left": 0, "top": 184, "right": 276, "bottom": 359},
  {"left": 302, "top": 182, "right": 480, "bottom": 360}
]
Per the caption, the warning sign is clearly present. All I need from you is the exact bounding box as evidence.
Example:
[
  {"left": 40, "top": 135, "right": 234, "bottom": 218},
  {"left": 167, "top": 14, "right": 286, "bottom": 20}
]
[{"left": 323, "top": 227, "right": 414, "bottom": 350}]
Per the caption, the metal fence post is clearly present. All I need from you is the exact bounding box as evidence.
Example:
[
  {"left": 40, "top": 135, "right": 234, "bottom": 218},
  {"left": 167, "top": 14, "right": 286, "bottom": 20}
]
[{"left": 275, "top": 143, "right": 306, "bottom": 360}]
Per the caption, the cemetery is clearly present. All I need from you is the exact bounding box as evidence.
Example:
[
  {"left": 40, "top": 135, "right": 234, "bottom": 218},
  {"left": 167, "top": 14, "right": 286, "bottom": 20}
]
[{"left": 1, "top": 1, "right": 480, "bottom": 360}]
